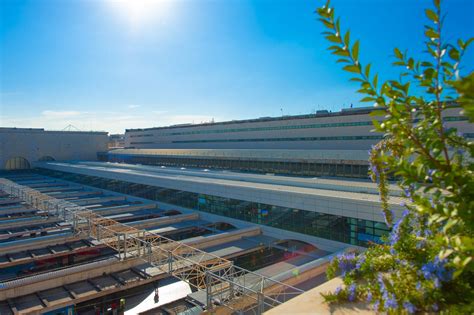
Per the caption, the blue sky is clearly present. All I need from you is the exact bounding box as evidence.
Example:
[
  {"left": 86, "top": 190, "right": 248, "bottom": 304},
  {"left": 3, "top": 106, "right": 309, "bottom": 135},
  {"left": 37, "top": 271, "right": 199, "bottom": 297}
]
[{"left": 1, "top": 0, "right": 473, "bottom": 133}]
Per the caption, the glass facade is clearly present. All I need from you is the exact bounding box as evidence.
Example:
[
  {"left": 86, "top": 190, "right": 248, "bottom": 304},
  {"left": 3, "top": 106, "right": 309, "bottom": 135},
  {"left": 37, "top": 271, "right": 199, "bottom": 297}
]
[
  {"left": 35, "top": 168, "right": 390, "bottom": 247},
  {"left": 98, "top": 154, "right": 369, "bottom": 178}
]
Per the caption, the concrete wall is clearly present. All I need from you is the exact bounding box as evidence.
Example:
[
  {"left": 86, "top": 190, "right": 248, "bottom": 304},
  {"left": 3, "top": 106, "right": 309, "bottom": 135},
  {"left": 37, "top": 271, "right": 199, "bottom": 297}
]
[{"left": 0, "top": 128, "right": 108, "bottom": 170}]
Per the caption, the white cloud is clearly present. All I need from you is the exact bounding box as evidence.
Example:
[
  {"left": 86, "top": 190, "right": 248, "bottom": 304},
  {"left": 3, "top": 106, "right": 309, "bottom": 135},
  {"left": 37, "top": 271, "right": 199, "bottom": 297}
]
[
  {"left": 127, "top": 104, "right": 141, "bottom": 109},
  {"left": 1, "top": 109, "right": 226, "bottom": 134},
  {"left": 163, "top": 114, "right": 217, "bottom": 125},
  {"left": 41, "top": 110, "right": 83, "bottom": 118},
  {"left": 152, "top": 110, "right": 168, "bottom": 115}
]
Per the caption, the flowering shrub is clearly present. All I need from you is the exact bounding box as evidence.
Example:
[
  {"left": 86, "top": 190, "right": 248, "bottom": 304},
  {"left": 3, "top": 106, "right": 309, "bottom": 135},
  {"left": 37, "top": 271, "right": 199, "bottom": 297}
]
[{"left": 316, "top": 0, "right": 473, "bottom": 313}]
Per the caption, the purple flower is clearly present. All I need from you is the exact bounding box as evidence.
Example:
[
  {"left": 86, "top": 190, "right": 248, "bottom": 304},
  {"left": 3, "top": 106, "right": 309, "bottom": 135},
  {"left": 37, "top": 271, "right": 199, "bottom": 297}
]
[
  {"left": 385, "top": 293, "right": 398, "bottom": 309},
  {"left": 432, "top": 303, "right": 439, "bottom": 312},
  {"left": 338, "top": 253, "right": 357, "bottom": 276},
  {"left": 416, "top": 282, "right": 422, "bottom": 290},
  {"left": 404, "top": 188, "right": 411, "bottom": 198},
  {"left": 369, "top": 164, "right": 379, "bottom": 178},
  {"left": 335, "top": 286, "right": 342, "bottom": 295},
  {"left": 389, "top": 216, "right": 405, "bottom": 246},
  {"left": 355, "top": 255, "right": 365, "bottom": 270},
  {"left": 377, "top": 274, "right": 385, "bottom": 289},
  {"left": 373, "top": 301, "right": 380, "bottom": 312},
  {"left": 427, "top": 169, "right": 435, "bottom": 181},
  {"left": 403, "top": 302, "right": 416, "bottom": 314},
  {"left": 366, "top": 291, "right": 372, "bottom": 302},
  {"left": 421, "top": 257, "right": 453, "bottom": 284},
  {"left": 348, "top": 284, "right": 356, "bottom": 302},
  {"left": 421, "top": 262, "right": 436, "bottom": 280}
]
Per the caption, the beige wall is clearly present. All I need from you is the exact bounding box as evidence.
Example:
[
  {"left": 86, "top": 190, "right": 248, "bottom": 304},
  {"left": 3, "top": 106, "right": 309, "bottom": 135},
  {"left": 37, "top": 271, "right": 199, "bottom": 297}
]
[
  {"left": 124, "top": 107, "right": 472, "bottom": 150},
  {"left": 0, "top": 128, "right": 108, "bottom": 170}
]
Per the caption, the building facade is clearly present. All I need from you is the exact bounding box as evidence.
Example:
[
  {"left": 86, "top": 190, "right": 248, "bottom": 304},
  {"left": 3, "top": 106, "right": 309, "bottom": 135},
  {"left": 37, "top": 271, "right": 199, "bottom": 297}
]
[
  {"left": 0, "top": 128, "right": 108, "bottom": 170},
  {"left": 108, "top": 133, "right": 125, "bottom": 149},
  {"left": 124, "top": 106, "right": 471, "bottom": 150}
]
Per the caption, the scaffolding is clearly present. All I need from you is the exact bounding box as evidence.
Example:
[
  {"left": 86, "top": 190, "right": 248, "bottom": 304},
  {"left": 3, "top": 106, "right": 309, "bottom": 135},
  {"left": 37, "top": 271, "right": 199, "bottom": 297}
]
[{"left": 0, "top": 178, "right": 304, "bottom": 314}]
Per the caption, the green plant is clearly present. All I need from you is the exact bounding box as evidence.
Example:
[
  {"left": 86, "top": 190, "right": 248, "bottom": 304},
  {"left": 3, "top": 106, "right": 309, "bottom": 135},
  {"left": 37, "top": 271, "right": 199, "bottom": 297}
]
[{"left": 316, "top": 0, "right": 473, "bottom": 312}]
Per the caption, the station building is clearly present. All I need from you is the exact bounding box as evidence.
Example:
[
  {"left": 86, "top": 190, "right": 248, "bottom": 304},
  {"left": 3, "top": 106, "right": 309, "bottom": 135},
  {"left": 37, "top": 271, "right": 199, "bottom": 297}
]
[
  {"left": 124, "top": 106, "right": 471, "bottom": 150},
  {"left": 0, "top": 128, "right": 108, "bottom": 170},
  {"left": 103, "top": 106, "right": 472, "bottom": 178}
]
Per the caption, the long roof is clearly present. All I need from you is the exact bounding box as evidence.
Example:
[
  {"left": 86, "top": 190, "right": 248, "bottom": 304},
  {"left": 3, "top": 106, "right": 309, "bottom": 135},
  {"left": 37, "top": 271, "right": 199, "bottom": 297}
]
[
  {"left": 126, "top": 106, "right": 375, "bottom": 132},
  {"left": 105, "top": 148, "right": 371, "bottom": 163},
  {"left": 38, "top": 161, "right": 405, "bottom": 206}
]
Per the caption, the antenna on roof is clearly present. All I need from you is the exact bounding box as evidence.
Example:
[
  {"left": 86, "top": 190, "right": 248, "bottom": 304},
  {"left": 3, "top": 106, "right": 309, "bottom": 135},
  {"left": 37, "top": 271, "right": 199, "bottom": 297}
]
[{"left": 62, "top": 124, "right": 81, "bottom": 131}]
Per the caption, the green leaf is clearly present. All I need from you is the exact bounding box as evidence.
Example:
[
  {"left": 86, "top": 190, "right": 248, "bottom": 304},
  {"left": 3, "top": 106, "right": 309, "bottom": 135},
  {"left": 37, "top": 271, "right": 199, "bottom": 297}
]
[
  {"left": 326, "top": 34, "right": 342, "bottom": 43},
  {"left": 425, "top": 28, "right": 439, "bottom": 39},
  {"left": 344, "top": 31, "right": 350, "bottom": 46},
  {"left": 425, "top": 9, "right": 437, "bottom": 22},
  {"left": 352, "top": 40, "right": 360, "bottom": 61},
  {"left": 369, "top": 110, "right": 386, "bottom": 117},
  {"left": 449, "top": 48, "right": 460, "bottom": 61},
  {"left": 365, "top": 63, "right": 371, "bottom": 77},
  {"left": 343, "top": 65, "right": 361, "bottom": 73},
  {"left": 373, "top": 74, "right": 378, "bottom": 88},
  {"left": 318, "top": 18, "right": 334, "bottom": 29},
  {"left": 334, "top": 49, "right": 350, "bottom": 57},
  {"left": 464, "top": 37, "right": 474, "bottom": 49},
  {"left": 394, "top": 48, "right": 403, "bottom": 59},
  {"left": 360, "top": 96, "right": 375, "bottom": 102}
]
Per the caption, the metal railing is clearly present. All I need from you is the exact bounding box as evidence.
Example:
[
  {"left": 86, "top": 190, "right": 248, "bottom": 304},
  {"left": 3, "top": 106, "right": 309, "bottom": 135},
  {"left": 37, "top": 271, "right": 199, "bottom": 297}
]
[{"left": 0, "top": 178, "right": 304, "bottom": 314}]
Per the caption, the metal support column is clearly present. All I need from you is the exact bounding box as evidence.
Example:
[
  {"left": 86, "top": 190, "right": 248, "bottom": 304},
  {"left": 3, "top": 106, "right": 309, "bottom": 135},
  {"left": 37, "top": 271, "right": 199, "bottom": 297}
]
[
  {"left": 206, "top": 272, "right": 213, "bottom": 311},
  {"left": 167, "top": 252, "right": 173, "bottom": 273},
  {"left": 87, "top": 217, "right": 92, "bottom": 238},
  {"left": 257, "top": 292, "right": 264, "bottom": 315},
  {"left": 123, "top": 233, "right": 128, "bottom": 260}
]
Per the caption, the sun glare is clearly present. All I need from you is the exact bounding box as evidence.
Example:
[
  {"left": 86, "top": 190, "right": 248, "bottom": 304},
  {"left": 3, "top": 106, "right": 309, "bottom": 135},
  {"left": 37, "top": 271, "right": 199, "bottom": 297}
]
[{"left": 110, "top": 0, "right": 169, "bottom": 29}]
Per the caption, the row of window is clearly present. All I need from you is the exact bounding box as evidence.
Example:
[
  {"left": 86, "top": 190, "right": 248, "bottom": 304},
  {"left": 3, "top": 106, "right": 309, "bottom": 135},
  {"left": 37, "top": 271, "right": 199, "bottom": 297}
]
[
  {"left": 129, "top": 134, "right": 154, "bottom": 138},
  {"left": 172, "top": 135, "right": 383, "bottom": 144},
  {"left": 169, "top": 120, "right": 374, "bottom": 136},
  {"left": 127, "top": 116, "right": 467, "bottom": 138},
  {"left": 35, "top": 168, "right": 390, "bottom": 247},
  {"left": 99, "top": 154, "right": 370, "bottom": 178}
]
